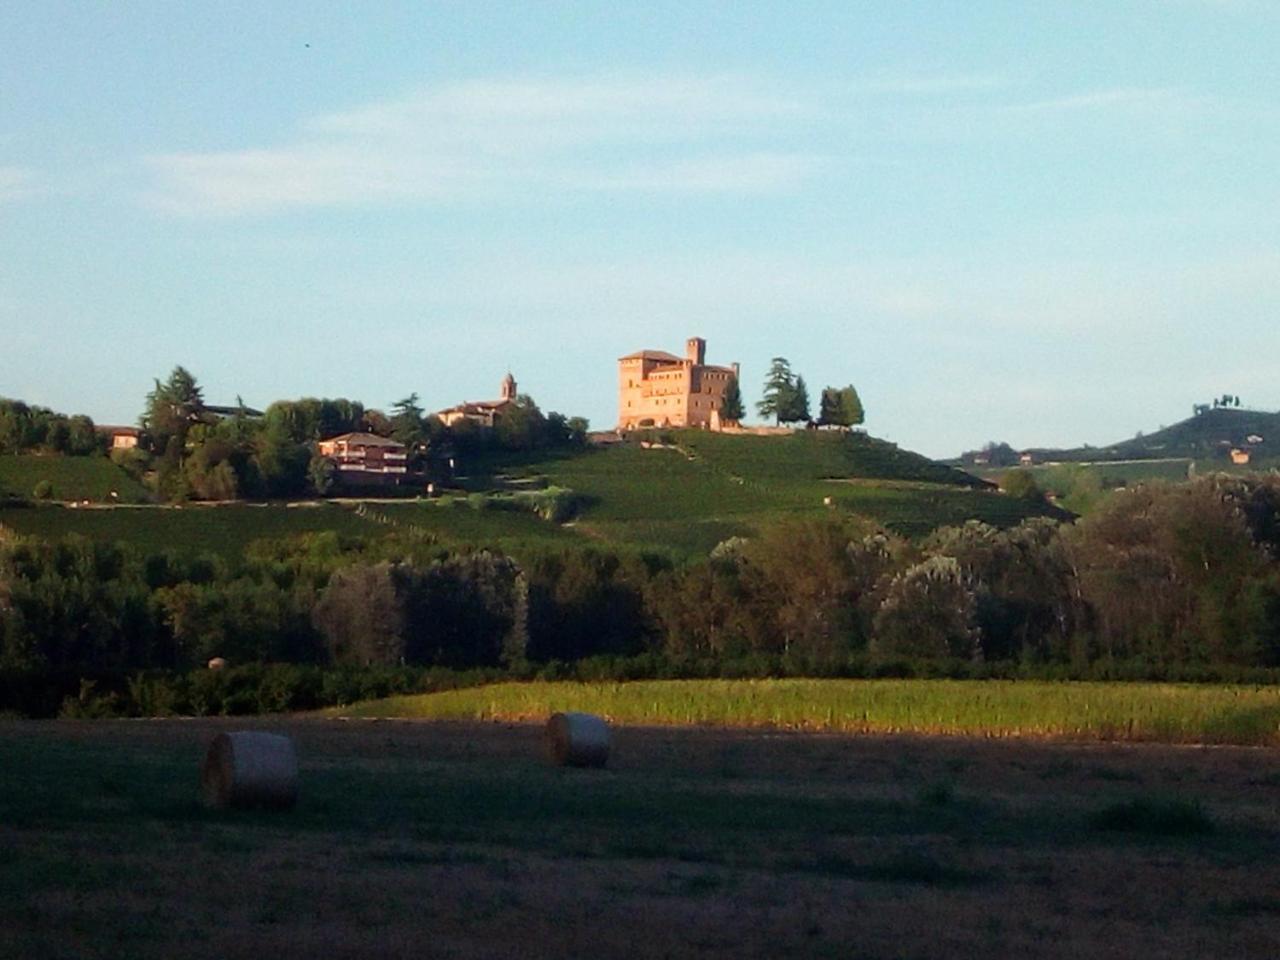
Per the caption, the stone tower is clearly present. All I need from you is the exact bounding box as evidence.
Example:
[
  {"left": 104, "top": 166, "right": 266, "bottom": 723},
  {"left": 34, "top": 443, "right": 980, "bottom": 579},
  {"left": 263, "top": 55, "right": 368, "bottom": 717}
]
[{"left": 500, "top": 372, "right": 517, "bottom": 402}]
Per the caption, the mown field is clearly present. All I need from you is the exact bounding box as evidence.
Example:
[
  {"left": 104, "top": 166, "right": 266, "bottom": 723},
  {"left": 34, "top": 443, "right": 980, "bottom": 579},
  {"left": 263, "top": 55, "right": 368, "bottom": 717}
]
[
  {"left": 335, "top": 679, "right": 1280, "bottom": 746},
  {"left": 2, "top": 718, "right": 1278, "bottom": 960},
  {"left": 0, "top": 454, "right": 149, "bottom": 502},
  {"left": 0, "top": 432, "right": 1057, "bottom": 560}
]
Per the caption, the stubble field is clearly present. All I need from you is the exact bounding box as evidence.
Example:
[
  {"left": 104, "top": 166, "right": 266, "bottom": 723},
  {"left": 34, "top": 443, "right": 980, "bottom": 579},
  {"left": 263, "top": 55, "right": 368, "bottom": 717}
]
[{"left": 3, "top": 718, "right": 1279, "bottom": 959}]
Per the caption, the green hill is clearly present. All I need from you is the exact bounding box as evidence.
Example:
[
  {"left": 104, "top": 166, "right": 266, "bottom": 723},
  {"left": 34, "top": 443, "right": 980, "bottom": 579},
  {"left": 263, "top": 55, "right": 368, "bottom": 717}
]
[
  {"left": 0, "top": 431, "right": 1063, "bottom": 561},
  {"left": 0, "top": 455, "right": 150, "bottom": 503},
  {"left": 445, "top": 430, "right": 1062, "bottom": 555},
  {"left": 1025, "top": 408, "right": 1280, "bottom": 464}
]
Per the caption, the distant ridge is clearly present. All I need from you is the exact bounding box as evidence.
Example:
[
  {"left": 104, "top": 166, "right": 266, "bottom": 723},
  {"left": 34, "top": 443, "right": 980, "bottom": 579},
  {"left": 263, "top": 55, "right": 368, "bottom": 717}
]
[{"left": 962, "top": 407, "right": 1280, "bottom": 466}]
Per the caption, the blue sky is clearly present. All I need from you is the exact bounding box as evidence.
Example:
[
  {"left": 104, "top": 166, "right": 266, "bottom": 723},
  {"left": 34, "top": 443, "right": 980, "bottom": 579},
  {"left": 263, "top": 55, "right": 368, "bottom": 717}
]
[{"left": 3, "top": 1, "right": 1278, "bottom": 457}]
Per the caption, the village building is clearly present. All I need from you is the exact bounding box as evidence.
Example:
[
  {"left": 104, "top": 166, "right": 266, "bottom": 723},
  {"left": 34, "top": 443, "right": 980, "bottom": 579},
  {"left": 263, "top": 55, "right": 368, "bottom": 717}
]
[
  {"left": 95, "top": 425, "right": 141, "bottom": 450},
  {"left": 316, "top": 432, "right": 409, "bottom": 485},
  {"left": 436, "top": 373, "right": 518, "bottom": 427},
  {"left": 617, "top": 337, "right": 739, "bottom": 430}
]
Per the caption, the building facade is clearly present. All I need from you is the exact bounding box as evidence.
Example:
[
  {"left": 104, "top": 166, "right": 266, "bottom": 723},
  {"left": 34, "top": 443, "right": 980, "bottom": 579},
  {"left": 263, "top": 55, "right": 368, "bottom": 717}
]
[
  {"left": 617, "top": 337, "right": 739, "bottom": 430},
  {"left": 316, "top": 432, "right": 409, "bottom": 485},
  {"left": 436, "top": 373, "right": 518, "bottom": 427}
]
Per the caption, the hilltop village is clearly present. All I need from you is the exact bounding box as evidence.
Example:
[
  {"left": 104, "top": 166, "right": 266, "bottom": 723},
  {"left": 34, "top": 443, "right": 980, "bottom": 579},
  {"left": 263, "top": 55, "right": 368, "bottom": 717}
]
[
  {"left": 0, "top": 334, "right": 862, "bottom": 499},
  {"left": 3, "top": 336, "right": 869, "bottom": 502}
]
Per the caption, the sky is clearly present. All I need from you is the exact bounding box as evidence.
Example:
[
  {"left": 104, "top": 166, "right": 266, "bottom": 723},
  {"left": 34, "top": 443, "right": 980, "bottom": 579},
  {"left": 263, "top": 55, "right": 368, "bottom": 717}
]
[{"left": 2, "top": 1, "right": 1278, "bottom": 458}]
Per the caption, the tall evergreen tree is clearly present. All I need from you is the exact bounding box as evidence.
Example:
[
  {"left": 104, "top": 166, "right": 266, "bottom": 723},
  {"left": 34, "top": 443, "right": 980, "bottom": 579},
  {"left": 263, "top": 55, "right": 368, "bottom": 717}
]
[
  {"left": 756, "top": 357, "right": 796, "bottom": 424},
  {"left": 720, "top": 376, "right": 745, "bottom": 422},
  {"left": 143, "top": 366, "right": 205, "bottom": 451},
  {"left": 818, "top": 387, "right": 841, "bottom": 426},
  {"left": 784, "top": 376, "right": 811, "bottom": 424},
  {"left": 390, "top": 393, "right": 426, "bottom": 447}
]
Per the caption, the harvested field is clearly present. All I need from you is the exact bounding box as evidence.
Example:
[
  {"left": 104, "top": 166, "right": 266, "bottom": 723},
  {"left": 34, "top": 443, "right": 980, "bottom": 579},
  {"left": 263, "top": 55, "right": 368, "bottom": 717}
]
[{"left": 2, "top": 718, "right": 1279, "bottom": 959}]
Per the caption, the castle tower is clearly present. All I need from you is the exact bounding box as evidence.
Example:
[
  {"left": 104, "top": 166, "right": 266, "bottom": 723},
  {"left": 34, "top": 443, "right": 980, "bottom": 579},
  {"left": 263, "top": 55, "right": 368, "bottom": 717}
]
[
  {"left": 685, "top": 337, "right": 706, "bottom": 366},
  {"left": 500, "top": 372, "right": 517, "bottom": 402}
]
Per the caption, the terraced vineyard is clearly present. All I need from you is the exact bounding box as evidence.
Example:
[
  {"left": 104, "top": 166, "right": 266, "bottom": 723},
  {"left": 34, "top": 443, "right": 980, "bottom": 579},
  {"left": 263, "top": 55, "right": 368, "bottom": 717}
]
[
  {"left": 0, "top": 431, "right": 1062, "bottom": 560},
  {"left": 475, "top": 431, "right": 1062, "bottom": 554}
]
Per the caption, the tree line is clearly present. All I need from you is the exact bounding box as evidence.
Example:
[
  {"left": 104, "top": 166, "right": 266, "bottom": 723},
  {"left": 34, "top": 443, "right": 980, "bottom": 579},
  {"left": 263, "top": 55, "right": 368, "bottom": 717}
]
[
  {"left": 5, "top": 472, "right": 1280, "bottom": 715},
  {"left": 131, "top": 366, "right": 588, "bottom": 501},
  {"left": 756, "top": 358, "right": 864, "bottom": 428},
  {"left": 0, "top": 399, "right": 101, "bottom": 456}
]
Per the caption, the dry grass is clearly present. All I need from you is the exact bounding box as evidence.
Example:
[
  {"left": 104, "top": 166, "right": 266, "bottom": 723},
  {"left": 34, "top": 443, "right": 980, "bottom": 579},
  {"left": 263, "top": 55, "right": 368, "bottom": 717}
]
[
  {"left": 1, "top": 718, "right": 1279, "bottom": 959},
  {"left": 336, "top": 678, "right": 1280, "bottom": 746}
]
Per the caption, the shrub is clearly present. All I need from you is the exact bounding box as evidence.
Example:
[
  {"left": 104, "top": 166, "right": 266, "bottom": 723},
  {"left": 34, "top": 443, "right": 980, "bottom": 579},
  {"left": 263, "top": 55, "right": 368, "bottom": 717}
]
[
  {"left": 998, "top": 469, "right": 1044, "bottom": 502},
  {"left": 32, "top": 480, "right": 52, "bottom": 500}
]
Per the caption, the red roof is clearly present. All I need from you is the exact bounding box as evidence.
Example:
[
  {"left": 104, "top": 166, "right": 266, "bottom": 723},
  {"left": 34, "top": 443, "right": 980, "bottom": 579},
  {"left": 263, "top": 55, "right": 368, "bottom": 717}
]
[{"left": 619, "top": 350, "right": 683, "bottom": 362}]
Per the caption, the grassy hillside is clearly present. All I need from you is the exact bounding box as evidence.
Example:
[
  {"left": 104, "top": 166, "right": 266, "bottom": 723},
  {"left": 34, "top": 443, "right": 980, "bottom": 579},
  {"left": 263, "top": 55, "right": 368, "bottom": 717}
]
[
  {"left": 0, "top": 503, "right": 380, "bottom": 558},
  {"left": 0, "top": 432, "right": 1062, "bottom": 560},
  {"left": 1024, "top": 408, "right": 1280, "bottom": 464},
  {"left": 675, "top": 430, "right": 987, "bottom": 487},
  {"left": 459, "top": 430, "right": 1060, "bottom": 553},
  {"left": 0, "top": 454, "right": 149, "bottom": 502}
]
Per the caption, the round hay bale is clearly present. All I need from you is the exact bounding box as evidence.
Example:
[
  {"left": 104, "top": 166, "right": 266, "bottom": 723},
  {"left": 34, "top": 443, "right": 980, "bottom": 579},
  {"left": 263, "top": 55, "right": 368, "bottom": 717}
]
[
  {"left": 207, "top": 656, "right": 227, "bottom": 670},
  {"left": 546, "top": 711, "right": 610, "bottom": 768},
  {"left": 201, "top": 731, "right": 299, "bottom": 810}
]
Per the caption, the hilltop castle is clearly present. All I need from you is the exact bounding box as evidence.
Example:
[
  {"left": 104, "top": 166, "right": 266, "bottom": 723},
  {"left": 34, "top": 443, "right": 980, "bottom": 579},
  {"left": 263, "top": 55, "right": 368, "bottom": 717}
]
[{"left": 617, "top": 337, "right": 739, "bottom": 430}]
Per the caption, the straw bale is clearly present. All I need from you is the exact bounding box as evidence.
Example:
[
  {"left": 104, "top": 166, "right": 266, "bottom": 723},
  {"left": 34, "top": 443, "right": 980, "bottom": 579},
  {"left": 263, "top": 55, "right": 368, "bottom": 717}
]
[
  {"left": 201, "top": 731, "right": 299, "bottom": 810},
  {"left": 546, "top": 711, "right": 610, "bottom": 768}
]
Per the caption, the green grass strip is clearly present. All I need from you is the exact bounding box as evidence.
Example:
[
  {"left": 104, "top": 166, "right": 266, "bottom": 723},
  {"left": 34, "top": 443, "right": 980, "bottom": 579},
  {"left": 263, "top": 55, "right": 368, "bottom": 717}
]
[{"left": 333, "top": 678, "right": 1280, "bottom": 745}]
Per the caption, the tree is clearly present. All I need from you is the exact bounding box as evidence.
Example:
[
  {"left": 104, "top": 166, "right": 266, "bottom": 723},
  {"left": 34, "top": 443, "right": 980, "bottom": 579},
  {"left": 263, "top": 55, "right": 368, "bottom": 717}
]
[
  {"left": 494, "top": 395, "right": 548, "bottom": 451},
  {"left": 143, "top": 366, "right": 205, "bottom": 451},
  {"left": 818, "top": 387, "right": 841, "bottom": 427},
  {"left": 390, "top": 394, "right": 426, "bottom": 447},
  {"left": 871, "top": 556, "right": 981, "bottom": 661},
  {"left": 254, "top": 423, "right": 310, "bottom": 498},
  {"left": 720, "top": 376, "right": 745, "bottom": 422},
  {"left": 756, "top": 357, "right": 797, "bottom": 425},
  {"left": 818, "top": 385, "right": 863, "bottom": 428},
  {"left": 308, "top": 453, "right": 337, "bottom": 496},
  {"left": 782, "top": 376, "right": 811, "bottom": 424},
  {"left": 362, "top": 409, "right": 393, "bottom": 437},
  {"left": 838, "top": 385, "right": 864, "bottom": 427},
  {"left": 998, "top": 469, "right": 1045, "bottom": 502}
]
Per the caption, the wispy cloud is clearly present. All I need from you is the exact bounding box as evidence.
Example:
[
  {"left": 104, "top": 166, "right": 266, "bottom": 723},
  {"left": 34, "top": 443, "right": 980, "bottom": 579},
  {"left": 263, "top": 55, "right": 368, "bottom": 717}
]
[{"left": 145, "top": 75, "right": 820, "bottom": 216}]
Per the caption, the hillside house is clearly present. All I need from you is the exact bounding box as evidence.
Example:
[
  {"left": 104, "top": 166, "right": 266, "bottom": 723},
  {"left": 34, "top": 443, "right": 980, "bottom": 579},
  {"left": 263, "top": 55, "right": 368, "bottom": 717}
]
[
  {"left": 95, "top": 425, "right": 140, "bottom": 450},
  {"left": 316, "top": 433, "right": 409, "bottom": 486},
  {"left": 436, "top": 374, "right": 518, "bottom": 427},
  {"left": 617, "top": 337, "right": 739, "bottom": 430}
]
